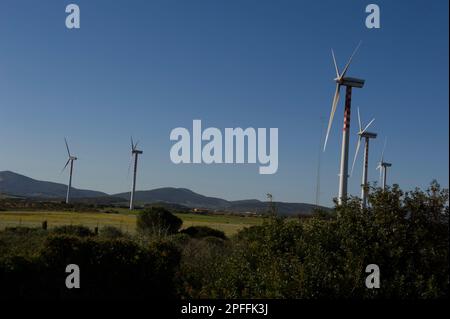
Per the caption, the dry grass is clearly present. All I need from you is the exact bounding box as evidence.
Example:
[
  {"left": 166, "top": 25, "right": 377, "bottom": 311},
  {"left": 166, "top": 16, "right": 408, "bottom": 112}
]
[{"left": 0, "top": 211, "right": 264, "bottom": 236}]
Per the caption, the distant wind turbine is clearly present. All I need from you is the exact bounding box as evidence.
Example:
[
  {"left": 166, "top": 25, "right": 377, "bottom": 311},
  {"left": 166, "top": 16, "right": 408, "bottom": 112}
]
[
  {"left": 62, "top": 138, "right": 77, "bottom": 204},
  {"left": 323, "top": 41, "right": 365, "bottom": 205},
  {"left": 376, "top": 138, "right": 392, "bottom": 190},
  {"left": 350, "top": 108, "right": 376, "bottom": 208},
  {"left": 129, "top": 137, "right": 143, "bottom": 210}
]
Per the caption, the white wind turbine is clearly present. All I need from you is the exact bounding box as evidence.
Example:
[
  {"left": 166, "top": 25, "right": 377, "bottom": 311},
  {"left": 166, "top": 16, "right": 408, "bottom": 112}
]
[
  {"left": 323, "top": 41, "right": 365, "bottom": 205},
  {"left": 376, "top": 138, "right": 392, "bottom": 190},
  {"left": 350, "top": 108, "right": 376, "bottom": 208},
  {"left": 62, "top": 138, "right": 77, "bottom": 204},
  {"left": 129, "top": 137, "right": 143, "bottom": 210}
]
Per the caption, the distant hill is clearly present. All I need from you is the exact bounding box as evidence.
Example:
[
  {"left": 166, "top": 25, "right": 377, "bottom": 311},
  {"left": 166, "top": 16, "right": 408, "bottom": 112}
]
[
  {"left": 0, "top": 170, "right": 327, "bottom": 215},
  {"left": 114, "top": 188, "right": 229, "bottom": 209},
  {"left": 0, "top": 171, "right": 107, "bottom": 199},
  {"left": 114, "top": 189, "right": 325, "bottom": 215},
  {"left": 227, "top": 200, "right": 320, "bottom": 215}
]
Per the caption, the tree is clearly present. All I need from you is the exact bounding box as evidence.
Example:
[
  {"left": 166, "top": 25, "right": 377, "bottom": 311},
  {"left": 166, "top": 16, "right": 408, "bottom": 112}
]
[{"left": 136, "top": 207, "right": 182, "bottom": 236}]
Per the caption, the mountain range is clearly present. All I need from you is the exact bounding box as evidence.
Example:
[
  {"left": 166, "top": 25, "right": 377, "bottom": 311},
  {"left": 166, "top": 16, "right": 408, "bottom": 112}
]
[
  {"left": 0, "top": 170, "right": 107, "bottom": 199},
  {"left": 0, "top": 171, "right": 325, "bottom": 215}
]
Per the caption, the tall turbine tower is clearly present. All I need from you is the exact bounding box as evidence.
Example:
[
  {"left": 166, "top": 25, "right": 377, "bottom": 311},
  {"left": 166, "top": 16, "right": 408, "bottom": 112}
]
[
  {"left": 129, "top": 137, "right": 143, "bottom": 210},
  {"left": 350, "top": 108, "right": 376, "bottom": 208},
  {"left": 376, "top": 138, "right": 392, "bottom": 190},
  {"left": 323, "top": 42, "right": 365, "bottom": 205},
  {"left": 62, "top": 138, "right": 77, "bottom": 204}
]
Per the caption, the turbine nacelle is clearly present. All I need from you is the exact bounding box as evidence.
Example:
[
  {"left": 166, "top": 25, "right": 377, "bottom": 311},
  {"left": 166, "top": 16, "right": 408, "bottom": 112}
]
[
  {"left": 335, "top": 77, "right": 365, "bottom": 88},
  {"left": 359, "top": 131, "right": 377, "bottom": 139},
  {"left": 376, "top": 161, "right": 392, "bottom": 175},
  {"left": 130, "top": 137, "right": 143, "bottom": 154},
  {"left": 62, "top": 138, "right": 78, "bottom": 173}
]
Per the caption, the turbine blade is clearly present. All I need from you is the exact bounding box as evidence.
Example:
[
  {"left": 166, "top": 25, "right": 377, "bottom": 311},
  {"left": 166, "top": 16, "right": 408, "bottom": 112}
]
[
  {"left": 362, "top": 118, "right": 375, "bottom": 134},
  {"left": 340, "top": 41, "right": 362, "bottom": 79},
  {"left": 357, "top": 107, "right": 362, "bottom": 132},
  {"left": 350, "top": 136, "right": 362, "bottom": 176},
  {"left": 131, "top": 136, "right": 135, "bottom": 151},
  {"left": 331, "top": 49, "right": 340, "bottom": 78},
  {"left": 64, "top": 138, "right": 71, "bottom": 157},
  {"left": 62, "top": 159, "right": 70, "bottom": 173},
  {"left": 323, "top": 84, "right": 341, "bottom": 151},
  {"left": 375, "top": 163, "right": 381, "bottom": 182}
]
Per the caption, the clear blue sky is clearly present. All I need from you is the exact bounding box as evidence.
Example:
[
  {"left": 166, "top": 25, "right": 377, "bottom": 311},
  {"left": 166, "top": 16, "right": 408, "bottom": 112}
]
[{"left": 0, "top": 0, "right": 448, "bottom": 206}]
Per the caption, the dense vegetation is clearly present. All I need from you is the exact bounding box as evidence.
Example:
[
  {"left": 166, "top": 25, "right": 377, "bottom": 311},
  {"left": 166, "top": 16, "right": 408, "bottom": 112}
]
[
  {"left": 0, "top": 198, "right": 107, "bottom": 212},
  {"left": 137, "top": 207, "right": 183, "bottom": 236},
  {"left": 0, "top": 182, "right": 448, "bottom": 299}
]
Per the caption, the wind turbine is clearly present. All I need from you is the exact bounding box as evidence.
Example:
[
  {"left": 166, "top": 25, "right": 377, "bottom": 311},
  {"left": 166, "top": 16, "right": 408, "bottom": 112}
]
[
  {"left": 350, "top": 108, "right": 376, "bottom": 208},
  {"left": 129, "top": 137, "right": 143, "bottom": 210},
  {"left": 323, "top": 41, "right": 365, "bottom": 205},
  {"left": 62, "top": 138, "right": 77, "bottom": 204},
  {"left": 376, "top": 138, "right": 392, "bottom": 190}
]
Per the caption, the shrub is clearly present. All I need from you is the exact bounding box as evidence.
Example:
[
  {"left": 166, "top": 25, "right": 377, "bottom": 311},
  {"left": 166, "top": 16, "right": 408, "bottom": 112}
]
[
  {"left": 0, "top": 227, "right": 48, "bottom": 258},
  {"left": 3, "top": 226, "right": 43, "bottom": 235},
  {"left": 99, "top": 226, "right": 125, "bottom": 239},
  {"left": 51, "top": 225, "right": 94, "bottom": 237},
  {"left": 181, "top": 226, "right": 227, "bottom": 240},
  {"left": 197, "top": 182, "right": 449, "bottom": 299},
  {"left": 167, "top": 233, "right": 191, "bottom": 248},
  {"left": 0, "top": 234, "right": 182, "bottom": 299},
  {"left": 136, "top": 207, "right": 182, "bottom": 236},
  {"left": 0, "top": 255, "right": 43, "bottom": 299},
  {"left": 178, "top": 237, "right": 229, "bottom": 298}
]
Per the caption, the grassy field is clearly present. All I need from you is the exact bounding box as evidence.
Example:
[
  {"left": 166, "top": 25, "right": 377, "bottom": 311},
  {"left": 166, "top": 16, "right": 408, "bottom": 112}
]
[{"left": 0, "top": 211, "right": 264, "bottom": 236}]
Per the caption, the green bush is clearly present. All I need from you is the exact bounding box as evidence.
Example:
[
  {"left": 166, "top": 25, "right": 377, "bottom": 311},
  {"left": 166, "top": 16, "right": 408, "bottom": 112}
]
[
  {"left": 178, "top": 237, "right": 230, "bottom": 298},
  {"left": 51, "top": 225, "right": 94, "bottom": 237},
  {"left": 99, "top": 226, "right": 125, "bottom": 239},
  {"left": 136, "top": 207, "right": 182, "bottom": 236},
  {"left": 3, "top": 226, "right": 43, "bottom": 235},
  {"left": 167, "top": 233, "right": 191, "bottom": 248},
  {"left": 195, "top": 182, "right": 449, "bottom": 299},
  {"left": 0, "top": 234, "right": 181, "bottom": 299},
  {"left": 0, "top": 227, "right": 48, "bottom": 258},
  {"left": 181, "top": 226, "right": 227, "bottom": 240},
  {"left": 0, "top": 255, "right": 43, "bottom": 298}
]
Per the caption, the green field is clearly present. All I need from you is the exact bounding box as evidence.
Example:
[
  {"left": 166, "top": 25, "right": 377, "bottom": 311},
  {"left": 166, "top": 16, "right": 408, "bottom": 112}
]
[{"left": 0, "top": 211, "right": 264, "bottom": 236}]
